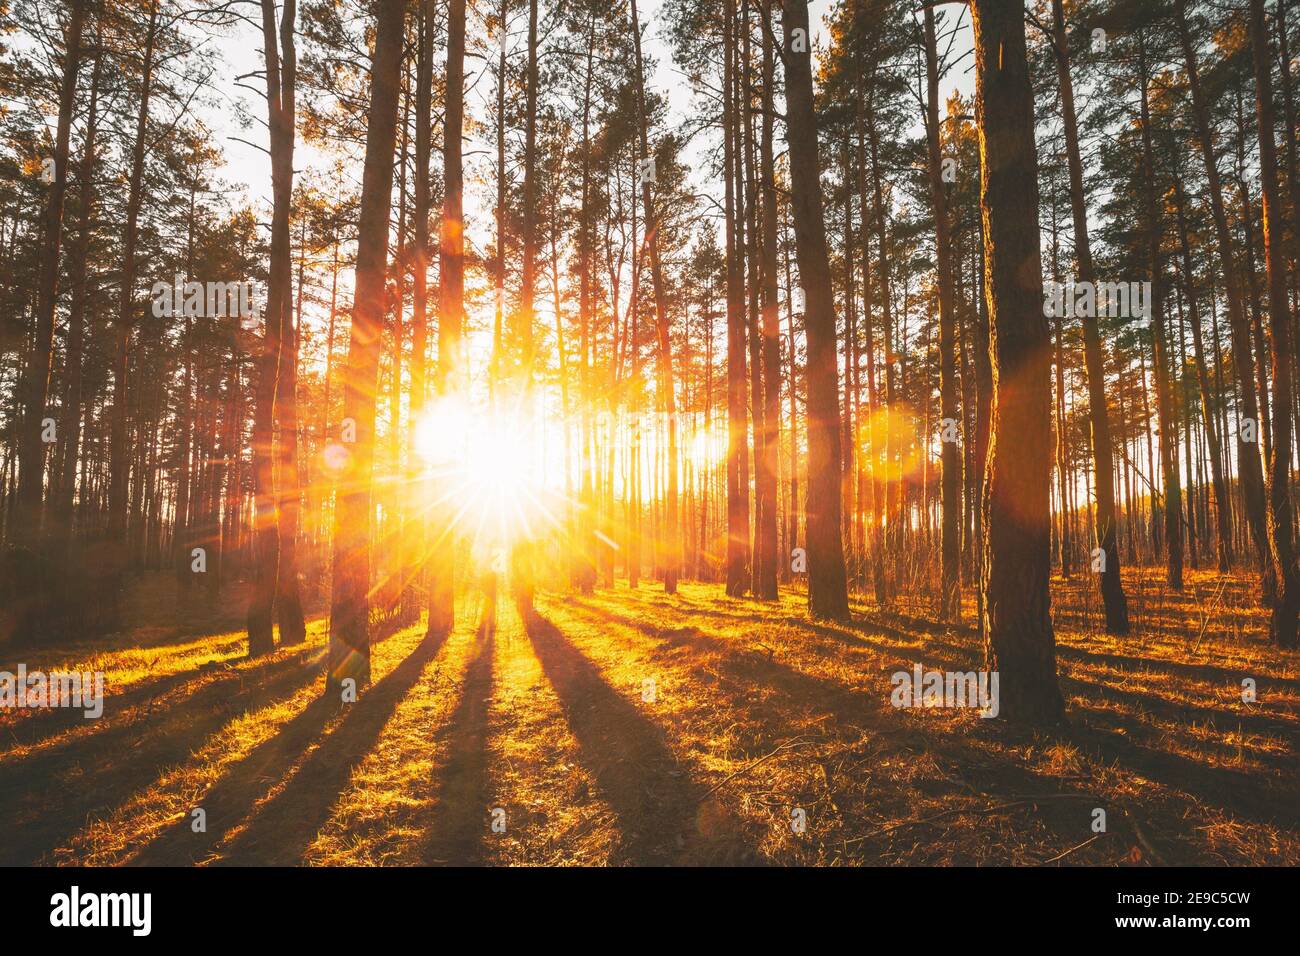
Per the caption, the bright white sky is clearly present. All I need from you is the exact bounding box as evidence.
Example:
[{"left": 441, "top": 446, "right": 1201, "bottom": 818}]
[
  {"left": 195, "top": 0, "right": 976, "bottom": 468},
  {"left": 208, "top": 0, "right": 973, "bottom": 221}
]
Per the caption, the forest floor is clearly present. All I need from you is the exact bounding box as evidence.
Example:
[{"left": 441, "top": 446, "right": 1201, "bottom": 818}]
[{"left": 1, "top": 567, "right": 1297, "bottom": 866}]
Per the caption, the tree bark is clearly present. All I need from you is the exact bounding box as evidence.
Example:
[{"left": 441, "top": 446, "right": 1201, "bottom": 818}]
[
  {"left": 1175, "top": 0, "right": 1271, "bottom": 591},
  {"left": 924, "top": 5, "right": 961, "bottom": 620},
  {"left": 724, "top": 0, "right": 750, "bottom": 597},
  {"left": 429, "top": 0, "right": 465, "bottom": 637},
  {"left": 1249, "top": 0, "right": 1300, "bottom": 646},
  {"left": 756, "top": 2, "right": 781, "bottom": 601},
  {"left": 1050, "top": 0, "right": 1128, "bottom": 630},
  {"left": 971, "top": 0, "right": 1063, "bottom": 725},
  {"left": 781, "top": 0, "right": 849, "bottom": 620},
  {"left": 327, "top": 0, "right": 407, "bottom": 693}
]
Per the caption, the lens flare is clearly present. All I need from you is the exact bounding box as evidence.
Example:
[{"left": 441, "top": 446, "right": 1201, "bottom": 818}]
[{"left": 413, "top": 398, "right": 551, "bottom": 547}]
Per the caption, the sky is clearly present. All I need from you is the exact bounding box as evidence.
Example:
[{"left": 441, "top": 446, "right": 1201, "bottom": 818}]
[
  {"left": 5, "top": 0, "right": 981, "bottom": 490},
  {"left": 189, "top": 0, "right": 978, "bottom": 472},
  {"left": 12, "top": 0, "right": 978, "bottom": 264},
  {"left": 208, "top": 0, "right": 974, "bottom": 215}
]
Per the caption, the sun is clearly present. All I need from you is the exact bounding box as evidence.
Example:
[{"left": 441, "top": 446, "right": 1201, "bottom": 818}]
[{"left": 412, "top": 396, "right": 550, "bottom": 546}]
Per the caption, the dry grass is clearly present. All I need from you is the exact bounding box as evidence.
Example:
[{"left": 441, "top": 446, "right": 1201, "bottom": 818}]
[{"left": 1, "top": 568, "right": 1296, "bottom": 866}]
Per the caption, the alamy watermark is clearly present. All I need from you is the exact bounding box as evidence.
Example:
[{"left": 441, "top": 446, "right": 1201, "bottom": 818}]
[
  {"left": 151, "top": 275, "right": 262, "bottom": 327},
  {"left": 891, "top": 664, "right": 999, "bottom": 718},
  {"left": 1043, "top": 279, "right": 1151, "bottom": 323},
  {"left": 0, "top": 665, "right": 104, "bottom": 719},
  {"left": 49, "top": 886, "right": 151, "bottom": 936}
]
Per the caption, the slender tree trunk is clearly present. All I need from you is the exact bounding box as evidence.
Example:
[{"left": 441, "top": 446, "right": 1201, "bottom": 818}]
[
  {"left": 1050, "top": 0, "right": 1128, "bottom": 630},
  {"left": 756, "top": 5, "right": 781, "bottom": 601},
  {"left": 519, "top": 0, "right": 538, "bottom": 388},
  {"left": 781, "top": 0, "right": 849, "bottom": 620},
  {"left": 1138, "top": 33, "right": 1182, "bottom": 592},
  {"left": 327, "top": 0, "right": 406, "bottom": 693},
  {"left": 407, "top": 0, "right": 433, "bottom": 618},
  {"left": 249, "top": 0, "right": 298, "bottom": 655},
  {"left": 576, "top": 9, "right": 597, "bottom": 593},
  {"left": 1175, "top": 0, "right": 1271, "bottom": 591},
  {"left": 1173, "top": 175, "right": 1233, "bottom": 570},
  {"left": 429, "top": 0, "right": 466, "bottom": 638},
  {"left": 16, "top": 0, "right": 86, "bottom": 553},
  {"left": 971, "top": 0, "right": 1063, "bottom": 725},
  {"left": 108, "top": 0, "right": 161, "bottom": 625},
  {"left": 924, "top": 5, "right": 961, "bottom": 620},
  {"left": 1249, "top": 0, "right": 1300, "bottom": 646},
  {"left": 629, "top": 0, "right": 679, "bottom": 595},
  {"left": 724, "top": 0, "right": 749, "bottom": 597},
  {"left": 276, "top": 202, "right": 307, "bottom": 646},
  {"left": 785, "top": 216, "right": 800, "bottom": 580},
  {"left": 868, "top": 117, "right": 895, "bottom": 605},
  {"left": 57, "top": 30, "right": 101, "bottom": 558}
]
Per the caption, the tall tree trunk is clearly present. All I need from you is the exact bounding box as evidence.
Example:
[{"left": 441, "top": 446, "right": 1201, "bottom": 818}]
[
  {"left": 1249, "top": 0, "right": 1300, "bottom": 646},
  {"left": 175, "top": 184, "right": 199, "bottom": 592},
  {"left": 327, "top": 0, "right": 407, "bottom": 693},
  {"left": 15, "top": 0, "right": 85, "bottom": 551},
  {"left": 629, "top": 0, "right": 679, "bottom": 595},
  {"left": 1173, "top": 175, "right": 1233, "bottom": 571},
  {"left": 249, "top": 0, "right": 300, "bottom": 655},
  {"left": 508, "top": 0, "right": 539, "bottom": 614},
  {"left": 1138, "top": 33, "right": 1182, "bottom": 592},
  {"left": 407, "top": 0, "right": 433, "bottom": 618},
  {"left": 756, "top": 3, "right": 781, "bottom": 601},
  {"left": 1050, "top": 0, "right": 1128, "bottom": 631},
  {"left": 109, "top": 0, "right": 161, "bottom": 625},
  {"left": 1175, "top": 0, "right": 1271, "bottom": 591},
  {"left": 724, "top": 0, "right": 749, "bottom": 597},
  {"left": 971, "top": 0, "right": 1063, "bottom": 725},
  {"left": 576, "top": 8, "right": 597, "bottom": 593},
  {"left": 924, "top": 5, "right": 961, "bottom": 620},
  {"left": 785, "top": 215, "right": 800, "bottom": 580},
  {"left": 781, "top": 0, "right": 849, "bottom": 620},
  {"left": 868, "top": 116, "right": 895, "bottom": 605},
  {"left": 57, "top": 27, "right": 101, "bottom": 556},
  {"left": 429, "top": 0, "right": 465, "bottom": 638},
  {"left": 519, "top": 0, "right": 538, "bottom": 388},
  {"left": 276, "top": 27, "right": 307, "bottom": 647}
]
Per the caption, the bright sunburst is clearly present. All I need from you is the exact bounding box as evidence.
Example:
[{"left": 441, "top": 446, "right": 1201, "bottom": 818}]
[{"left": 413, "top": 395, "right": 556, "bottom": 551}]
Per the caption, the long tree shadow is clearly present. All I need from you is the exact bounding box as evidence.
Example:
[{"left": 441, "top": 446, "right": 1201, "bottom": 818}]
[
  {"left": 0, "top": 647, "right": 326, "bottom": 865},
  {"left": 560, "top": 598, "right": 1300, "bottom": 843},
  {"left": 1058, "top": 671, "right": 1298, "bottom": 741},
  {"left": 719, "top": 602, "right": 1299, "bottom": 741},
  {"left": 803, "top": 611, "right": 1297, "bottom": 741},
  {"left": 1, "top": 641, "right": 325, "bottom": 754},
  {"left": 421, "top": 628, "right": 495, "bottom": 865},
  {"left": 555, "top": 599, "right": 1109, "bottom": 861},
  {"left": 128, "top": 694, "right": 339, "bottom": 865},
  {"left": 1053, "top": 644, "right": 1300, "bottom": 695},
  {"left": 523, "top": 612, "right": 723, "bottom": 865},
  {"left": 569, "top": 594, "right": 975, "bottom": 681},
  {"left": 0, "top": 643, "right": 324, "bottom": 775},
  {"left": 563, "top": 599, "right": 892, "bottom": 730},
  {"left": 213, "top": 631, "right": 448, "bottom": 866}
]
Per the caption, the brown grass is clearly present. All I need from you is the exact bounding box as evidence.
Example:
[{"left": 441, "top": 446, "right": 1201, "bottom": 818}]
[{"left": 1, "top": 568, "right": 1296, "bottom": 866}]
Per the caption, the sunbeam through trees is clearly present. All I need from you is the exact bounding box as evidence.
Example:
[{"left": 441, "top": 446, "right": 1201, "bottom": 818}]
[{"left": 0, "top": 0, "right": 1297, "bottom": 902}]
